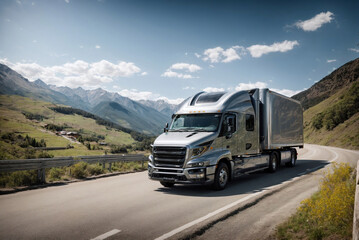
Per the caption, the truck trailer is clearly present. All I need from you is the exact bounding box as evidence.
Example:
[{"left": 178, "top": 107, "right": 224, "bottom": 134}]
[{"left": 148, "top": 88, "right": 303, "bottom": 190}]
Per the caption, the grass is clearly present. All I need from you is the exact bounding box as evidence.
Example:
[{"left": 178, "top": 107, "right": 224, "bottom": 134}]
[
  {"left": 276, "top": 163, "right": 355, "bottom": 240},
  {"left": 303, "top": 82, "right": 359, "bottom": 150},
  {"left": 0, "top": 95, "right": 137, "bottom": 158}
]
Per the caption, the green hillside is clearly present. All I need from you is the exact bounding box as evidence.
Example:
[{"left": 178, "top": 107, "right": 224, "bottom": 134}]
[
  {"left": 303, "top": 82, "right": 359, "bottom": 150},
  {"left": 0, "top": 95, "right": 140, "bottom": 159}
]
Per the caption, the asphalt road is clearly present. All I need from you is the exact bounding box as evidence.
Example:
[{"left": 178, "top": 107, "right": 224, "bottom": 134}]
[{"left": 0, "top": 144, "right": 358, "bottom": 240}]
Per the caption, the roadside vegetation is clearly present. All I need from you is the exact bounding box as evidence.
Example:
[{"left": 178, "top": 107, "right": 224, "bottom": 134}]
[
  {"left": 0, "top": 161, "right": 148, "bottom": 188},
  {"left": 276, "top": 163, "right": 355, "bottom": 240},
  {"left": 303, "top": 82, "right": 359, "bottom": 150},
  {"left": 0, "top": 95, "right": 153, "bottom": 188}
]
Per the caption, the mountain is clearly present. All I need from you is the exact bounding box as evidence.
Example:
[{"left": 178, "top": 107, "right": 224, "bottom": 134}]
[
  {"left": 0, "top": 64, "right": 88, "bottom": 110},
  {"left": 0, "top": 63, "right": 174, "bottom": 135},
  {"left": 292, "top": 58, "right": 359, "bottom": 110},
  {"left": 293, "top": 58, "right": 359, "bottom": 150},
  {"left": 50, "top": 86, "right": 172, "bottom": 135},
  {"left": 139, "top": 99, "right": 178, "bottom": 117}
]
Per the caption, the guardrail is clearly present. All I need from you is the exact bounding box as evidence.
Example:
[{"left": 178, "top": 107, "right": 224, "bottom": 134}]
[
  {"left": 0, "top": 154, "right": 148, "bottom": 184},
  {"left": 353, "top": 160, "right": 359, "bottom": 240}
]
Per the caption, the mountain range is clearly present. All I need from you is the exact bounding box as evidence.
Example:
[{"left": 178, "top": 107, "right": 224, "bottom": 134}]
[
  {"left": 1, "top": 58, "right": 358, "bottom": 149},
  {"left": 0, "top": 63, "right": 176, "bottom": 135}
]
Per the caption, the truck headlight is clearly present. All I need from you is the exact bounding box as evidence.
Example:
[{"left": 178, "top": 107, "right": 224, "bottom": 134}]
[
  {"left": 192, "top": 145, "right": 209, "bottom": 157},
  {"left": 191, "top": 141, "right": 213, "bottom": 157}
]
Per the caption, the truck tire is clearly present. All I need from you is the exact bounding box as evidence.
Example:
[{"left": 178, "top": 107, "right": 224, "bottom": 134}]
[
  {"left": 286, "top": 149, "right": 297, "bottom": 167},
  {"left": 160, "top": 181, "right": 175, "bottom": 188},
  {"left": 268, "top": 152, "right": 278, "bottom": 173},
  {"left": 213, "top": 162, "right": 229, "bottom": 190}
]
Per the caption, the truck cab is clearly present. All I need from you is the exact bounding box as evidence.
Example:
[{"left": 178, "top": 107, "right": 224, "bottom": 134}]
[{"left": 148, "top": 89, "right": 303, "bottom": 190}]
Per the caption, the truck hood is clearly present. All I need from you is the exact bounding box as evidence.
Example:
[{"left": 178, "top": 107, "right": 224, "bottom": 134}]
[{"left": 154, "top": 131, "right": 217, "bottom": 147}]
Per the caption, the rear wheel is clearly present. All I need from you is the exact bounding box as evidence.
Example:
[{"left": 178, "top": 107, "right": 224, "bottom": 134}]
[
  {"left": 286, "top": 149, "right": 297, "bottom": 167},
  {"left": 268, "top": 152, "right": 278, "bottom": 173},
  {"left": 160, "top": 181, "right": 175, "bottom": 188},
  {"left": 213, "top": 162, "right": 229, "bottom": 190}
]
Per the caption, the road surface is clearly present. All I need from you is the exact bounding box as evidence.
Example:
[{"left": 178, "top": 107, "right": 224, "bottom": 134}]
[{"left": 0, "top": 144, "right": 358, "bottom": 240}]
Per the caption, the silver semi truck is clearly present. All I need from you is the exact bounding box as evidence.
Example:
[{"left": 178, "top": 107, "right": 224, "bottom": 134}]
[{"left": 148, "top": 88, "right": 303, "bottom": 190}]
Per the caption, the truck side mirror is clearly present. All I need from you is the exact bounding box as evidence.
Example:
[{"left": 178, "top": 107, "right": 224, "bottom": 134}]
[{"left": 164, "top": 123, "right": 169, "bottom": 133}]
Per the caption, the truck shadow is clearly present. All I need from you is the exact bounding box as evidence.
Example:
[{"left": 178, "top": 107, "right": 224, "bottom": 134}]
[{"left": 154, "top": 159, "right": 329, "bottom": 197}]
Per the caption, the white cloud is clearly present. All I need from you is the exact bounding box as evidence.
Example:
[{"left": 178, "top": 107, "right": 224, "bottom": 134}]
[
  {"left": 141, "top": 72, "right": 148, "bottom": 76},
  {"left": 247, "top": 40, "right": 299, "bottom": 58},
  {"left": 327, "top": 59, "right": 336, "bottom": 63},
  {"left": 65, "top": 0, "right": 70, "bottom": 3},
  {"left": 235, "top": 81, "right": 268, "bottom": 91},
  {"left": 95, "top": 45, "right": 101, "bottom": 49},
  {"left": 170, "top": 63, "right": 201, "bottom": 72},
  {"left": 271, "top": 88, "right": 303, "bottom": 97},
  {"left": 162, "top": 62, "right": 201, "bottom": 79},
  {"left": 183, "top": 86, "right": 195, "bottom": 90},
  {"left": 162, "top": 70, "right": 194, "bottom": 79},
  {"left": 203, "top": 46, "right": 246, "bottom": 63},
  {"left": 195, "top": 53, "right": 201, "bottom": 58},
  {"left": 349, "top": 48, "right": 359, "bottom": 53},
  {"left": 203, "top": 87, "right": 225, "bottom": 92},
  {"left": 0, "top": 58, "right": 141, "bottom": 88},
  {"left": 295, "top": 11, "right": 334, "bottom": 31}
]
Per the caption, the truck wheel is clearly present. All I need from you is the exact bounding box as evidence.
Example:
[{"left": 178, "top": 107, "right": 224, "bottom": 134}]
[
  {"left": 160, "top": 181, "right": 175, "bottom": 188},
  {"left": 286, "top": 149, "right": 297, "bottom": 167},
  {"left": 213, "top": 162, "right": 229, "bottom": 190},
  {"left": 268, "top": 152, "right": 278, "bottom": 173}
]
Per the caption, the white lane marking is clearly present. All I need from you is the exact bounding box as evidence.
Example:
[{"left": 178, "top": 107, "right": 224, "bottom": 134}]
[
  {"left": 326, "top": 147, "right": 339, "bottom": 162},
  {"left": 91, "top": 229, "right": 121, "bottom": 240}
]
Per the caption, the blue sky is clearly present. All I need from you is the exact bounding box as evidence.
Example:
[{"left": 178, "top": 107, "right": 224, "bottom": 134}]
[{"left": 0, "top": 0, "right": 358, "bottom": 104}]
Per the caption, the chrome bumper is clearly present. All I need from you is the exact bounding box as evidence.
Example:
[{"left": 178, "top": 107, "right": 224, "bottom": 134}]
[{"left": 148, "top": 162, "right": 216, "bottom": 184}]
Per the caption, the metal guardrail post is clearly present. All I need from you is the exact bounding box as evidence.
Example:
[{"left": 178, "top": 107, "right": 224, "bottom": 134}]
[
  {"left": 353, "top": 160, "right": 359, "bottom": 240},
  {"left": 37, "top": 168, "right": 46, "bottom": 184}
]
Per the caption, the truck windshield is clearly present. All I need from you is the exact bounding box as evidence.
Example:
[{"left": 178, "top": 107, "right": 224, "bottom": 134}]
[{"left": 169, "top": 114, "right": 222, "bottom": 132}]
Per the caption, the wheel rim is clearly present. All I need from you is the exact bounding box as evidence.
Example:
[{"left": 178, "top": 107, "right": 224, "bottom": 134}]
[
  {"left": 219, "top": 168, "right": 228, "bottom": 186},
  {"left": 272, "top": 157, "right": 277, "bottom": 170},
  {"left": 291, "top": 154, "right": 295, "bottom": 165}
]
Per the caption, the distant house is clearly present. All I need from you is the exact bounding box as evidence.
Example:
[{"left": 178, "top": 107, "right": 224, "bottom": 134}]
[{"left": 99, "top": 142, "right": 107, "bottom": 146}]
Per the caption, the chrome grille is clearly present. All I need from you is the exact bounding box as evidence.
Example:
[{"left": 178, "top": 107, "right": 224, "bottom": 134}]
[{"left": 153, "top": 146, "right": 186, "bottom": 168}]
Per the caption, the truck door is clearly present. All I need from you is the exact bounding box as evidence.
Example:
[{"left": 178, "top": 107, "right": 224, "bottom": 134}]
[{"left": 220, "top": 113, "right": 239, "bottom": 156}]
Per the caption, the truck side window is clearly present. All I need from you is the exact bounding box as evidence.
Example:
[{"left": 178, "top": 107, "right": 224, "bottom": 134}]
[
  {"left": 219, "top": 114, "right": 236, "bottom": 136},
  {"left": 246, "top": 114, "right": 254, "bottom": 131}
]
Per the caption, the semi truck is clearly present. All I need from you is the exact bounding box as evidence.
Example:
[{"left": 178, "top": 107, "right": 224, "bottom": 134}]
[{"left": 148, "top": 88, "right": 303, "bottom": 190}]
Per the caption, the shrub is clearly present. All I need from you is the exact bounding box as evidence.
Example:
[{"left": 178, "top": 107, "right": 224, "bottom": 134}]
[
  {"left": 0, "top": 170, "right": 38, "bottom": 188},
  {"left": 87, "top": 164, "right": 104, "bottom": 175},
  {"left": 276, "top": 162, "right": 355, "bottom": 239},
  {"left": 70, "top": 162, "right": 88, "bottom": 179},
  {"left": 47, "top": 168, "right": 65, "bottom": 182}
]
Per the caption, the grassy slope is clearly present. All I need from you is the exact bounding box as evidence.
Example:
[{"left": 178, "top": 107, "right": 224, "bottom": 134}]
[
  {"left": 0, "top": 95, "right": 136, "bottom": 157},
  {"left": 303, "top": 83, "right": 359, "bottom": 150}
]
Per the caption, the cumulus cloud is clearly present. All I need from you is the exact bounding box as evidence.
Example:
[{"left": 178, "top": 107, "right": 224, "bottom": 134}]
[
  {"left": 234, "top": 81, "right": 303, "bottom": 97},
  {"left": 162, "top": 62, "right": 201, "bottom": 79},
  {"left": 247, "top": 40, "right": 299, "bottom": 58},
  {"left": 162, "top": 70, "right": 194, "bottom": 79},
  {"left": 327, "top": 59, "right": 336, "bottom": 63},
  {"left": 349, "top": 48, "right": 359, "bottom": 53},
  {"left": 170, "top": 63, "right": 201, "bottom": 72},
  {"left": 295, "top": 11, "right": 334, "bottom": 31},
  {"left": 203, "top": 46, "right": 246, "bottom": 63},
  {"left": 203, "top": 87, "right": 225, "bottom": 92},
  {"left": 0, "top": 58, "right": 141, "bottom": 88},
  {"left": 95, "top": 45, "right": 101, "bottom": 49}
]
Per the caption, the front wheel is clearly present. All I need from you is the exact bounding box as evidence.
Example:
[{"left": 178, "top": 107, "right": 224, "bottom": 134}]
[
  {"left": 160, "top": 181, "right": 175, "bottom": 188},
  {"left": 268, "top": 152, "right": 278, "bottom": 173},
  {"left": 213, "top": 162, "right": 229, "bottom": 190}
]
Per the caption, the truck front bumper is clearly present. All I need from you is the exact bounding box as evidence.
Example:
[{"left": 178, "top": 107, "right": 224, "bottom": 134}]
[{"left": 148, "top": 162, "right": 216, "bottom": 185}]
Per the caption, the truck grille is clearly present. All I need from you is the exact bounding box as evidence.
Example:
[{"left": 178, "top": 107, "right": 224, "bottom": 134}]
[{"left": 153, "top": 146, "right": 187, "bottom": 168}]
